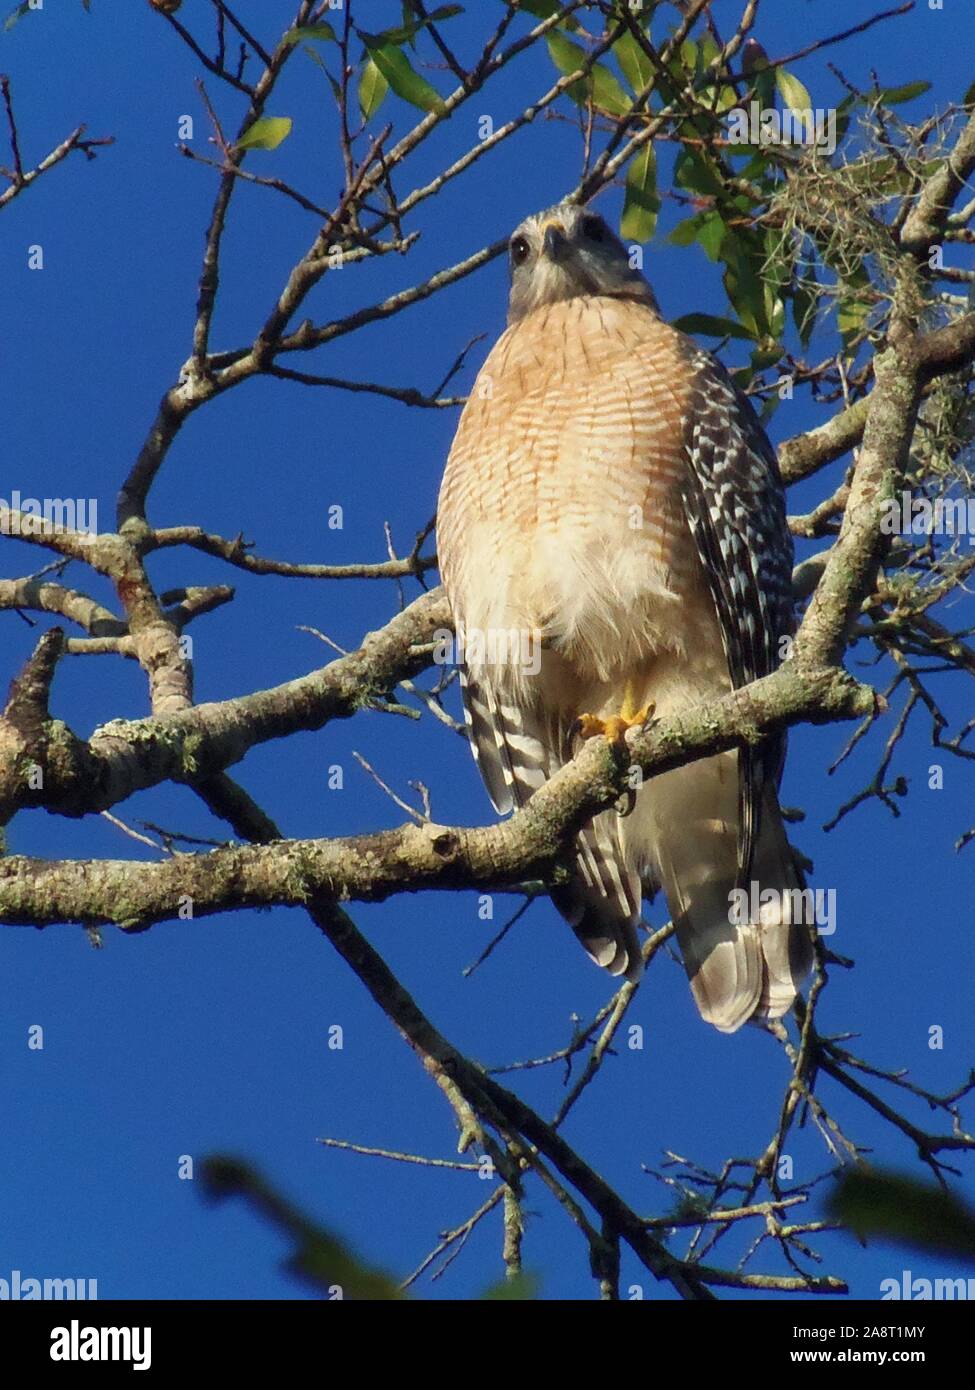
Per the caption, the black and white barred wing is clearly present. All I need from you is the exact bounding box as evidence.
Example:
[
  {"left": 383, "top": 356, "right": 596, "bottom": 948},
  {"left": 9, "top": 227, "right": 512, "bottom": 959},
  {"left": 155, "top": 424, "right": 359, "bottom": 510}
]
[{"left": 680, "top": 350, "right": 796, "bottom": 882}]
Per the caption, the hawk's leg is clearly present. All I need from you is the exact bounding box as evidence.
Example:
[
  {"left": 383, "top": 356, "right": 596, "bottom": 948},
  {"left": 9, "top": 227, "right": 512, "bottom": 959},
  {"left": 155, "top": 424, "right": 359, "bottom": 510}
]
[{"left": 572, "top": 682, "right": 655, "bottom": 748}]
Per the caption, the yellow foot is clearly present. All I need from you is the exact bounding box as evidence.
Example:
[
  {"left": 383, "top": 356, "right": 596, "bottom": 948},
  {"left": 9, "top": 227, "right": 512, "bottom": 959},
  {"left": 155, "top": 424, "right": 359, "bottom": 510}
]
[{"left": 571, "top": 703, "right": 655, "bottom": 748}]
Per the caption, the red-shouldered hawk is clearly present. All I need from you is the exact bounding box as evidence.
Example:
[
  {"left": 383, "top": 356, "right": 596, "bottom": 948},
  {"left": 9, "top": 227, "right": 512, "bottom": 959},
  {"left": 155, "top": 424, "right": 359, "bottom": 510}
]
[{"left": 436, "top": 201, "right": 813, "bottom": 1032}]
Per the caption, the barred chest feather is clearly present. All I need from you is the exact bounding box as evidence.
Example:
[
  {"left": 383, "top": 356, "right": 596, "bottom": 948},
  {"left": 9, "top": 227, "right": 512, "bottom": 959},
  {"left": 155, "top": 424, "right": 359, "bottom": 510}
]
[{"left": 437, "top": 295, "right": 718, "bottom": 685}]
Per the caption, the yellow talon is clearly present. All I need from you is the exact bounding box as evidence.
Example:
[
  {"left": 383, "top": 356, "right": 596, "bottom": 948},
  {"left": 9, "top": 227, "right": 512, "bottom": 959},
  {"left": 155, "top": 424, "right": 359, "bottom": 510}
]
[
  {"left": 572, "top": 702, "right": 654, "bottom": 748},
  {"left": 572, "top": 712, "right": 609, "bottom": 741}
]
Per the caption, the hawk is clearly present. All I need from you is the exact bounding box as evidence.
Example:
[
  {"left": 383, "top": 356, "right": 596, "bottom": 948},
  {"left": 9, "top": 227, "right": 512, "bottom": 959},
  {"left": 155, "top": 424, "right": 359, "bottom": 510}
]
[{"left": 436, "top": 201, "right": 813, "bottom": 1032}]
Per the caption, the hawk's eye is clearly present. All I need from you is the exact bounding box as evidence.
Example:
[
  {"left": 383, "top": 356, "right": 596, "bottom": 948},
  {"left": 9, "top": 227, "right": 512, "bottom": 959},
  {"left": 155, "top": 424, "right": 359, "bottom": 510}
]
[
  {"left": 582, "top": 215, "right": 607, "bottom": 243},
  {"left": 510, "top": 235, "right": 530, "bottom": 265}
]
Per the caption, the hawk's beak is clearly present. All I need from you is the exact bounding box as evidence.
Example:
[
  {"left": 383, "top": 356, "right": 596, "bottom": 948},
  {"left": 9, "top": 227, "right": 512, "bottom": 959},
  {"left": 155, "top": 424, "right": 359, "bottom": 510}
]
[{"left": 542, "top": 220, "right": 569, "bottom": 263}]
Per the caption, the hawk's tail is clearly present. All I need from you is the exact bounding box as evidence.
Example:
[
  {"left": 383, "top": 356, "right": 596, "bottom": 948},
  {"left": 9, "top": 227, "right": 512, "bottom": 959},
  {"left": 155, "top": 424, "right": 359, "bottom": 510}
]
[
  {"left": 637, "top": 754, "right": 814, "bottom": 1032},
  {"left": 551, "top": 809, "right": 644, "bottom": 982}
]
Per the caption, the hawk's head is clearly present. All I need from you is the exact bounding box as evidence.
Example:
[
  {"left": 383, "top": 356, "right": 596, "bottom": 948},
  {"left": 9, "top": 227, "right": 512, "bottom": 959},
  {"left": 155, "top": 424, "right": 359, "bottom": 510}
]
[{"left": 506, "top": 201, "right": 657, "bottom": 324}]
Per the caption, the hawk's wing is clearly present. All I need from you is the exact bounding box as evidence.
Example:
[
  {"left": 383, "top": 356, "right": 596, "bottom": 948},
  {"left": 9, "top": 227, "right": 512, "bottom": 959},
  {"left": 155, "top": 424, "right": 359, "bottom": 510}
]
[{"left": 679, "top": 350, "right": 795, "bottom": 883}]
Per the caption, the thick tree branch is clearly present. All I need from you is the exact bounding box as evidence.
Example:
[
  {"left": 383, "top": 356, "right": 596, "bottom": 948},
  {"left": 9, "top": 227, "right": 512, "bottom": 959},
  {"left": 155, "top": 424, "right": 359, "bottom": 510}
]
[{"left": 0, "top": 661, "right": 874, "bottom": 928}]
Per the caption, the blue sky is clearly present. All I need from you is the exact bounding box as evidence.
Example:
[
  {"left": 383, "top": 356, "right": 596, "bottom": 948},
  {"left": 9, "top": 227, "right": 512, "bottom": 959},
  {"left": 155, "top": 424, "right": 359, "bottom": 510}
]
[{"left": 1, "top": 0, "right": 973, "bottom": 1301}]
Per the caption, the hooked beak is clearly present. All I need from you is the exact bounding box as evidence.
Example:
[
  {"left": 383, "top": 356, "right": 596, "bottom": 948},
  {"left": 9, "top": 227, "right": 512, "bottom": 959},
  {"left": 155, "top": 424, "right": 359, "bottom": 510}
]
[{"left": 542, "top": 220, "right": 570, "bottom": 263}]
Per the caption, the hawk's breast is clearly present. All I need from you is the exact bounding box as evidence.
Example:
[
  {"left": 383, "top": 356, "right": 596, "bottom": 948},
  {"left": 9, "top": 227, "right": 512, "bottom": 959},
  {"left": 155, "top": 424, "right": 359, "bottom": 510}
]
[{"left": 438, "top": 295, "right": 715, "bottom": 682}]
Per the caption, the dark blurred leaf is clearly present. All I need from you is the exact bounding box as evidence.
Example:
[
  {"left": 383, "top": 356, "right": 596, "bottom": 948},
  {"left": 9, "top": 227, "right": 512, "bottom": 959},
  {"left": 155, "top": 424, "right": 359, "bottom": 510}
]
[
  {"left": 620, "top": 144, "right": 658, "bottom": 242},
  {"left": 235, "top": 116, "right": 293, "bottom": 152},
  {"left": 482, "top": 1271, "right": 541, "bottom": 1300},
  {"left": 741, "top": 38, "right": 768, "bottom": 75},
  {"left": 201, "top": 1157, "right": 404, "bottom": 1300},
  {"left": 673, "top": 313, "right": 753, "bottom": 341},
  {"left": 829, "top": 1170, "right": 975, "bottom": 1262},
  {"left": 361, "top": 37, "right": 445, "bottom": 113}
]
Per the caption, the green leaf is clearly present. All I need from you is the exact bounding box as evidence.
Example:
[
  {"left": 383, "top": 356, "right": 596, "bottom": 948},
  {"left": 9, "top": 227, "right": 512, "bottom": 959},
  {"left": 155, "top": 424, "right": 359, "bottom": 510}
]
[
  {"left": 613, "top": 29, "right": 652, "bottom": 95},
  {"left": 380, "top": 4, "right": 463, "bottom": 46},
  {"left": 697, "top": 212, "right": 725, "bottom": 263},
  {"left": 361, "top": 38, "right": 445, "bottom": 113},
  {"left": 283, "top": 23, "right": 338, "bottom": 46},
  {"left": 2, "top": 0, "right": 31, "bottom": 32},
  {"left": 775, "top": 67, "right": 812, "bottom": 114},
  {"left": 359, "top": 58, "right": 389, "bottom": 120},
  {"left": 775, "top": 66, "right": 816, "bottom": 140},
  {"left": 620, "top": 144, "right": 658, "bottom": 243},
  {"left": 674, "top": 147, "right": 723, "bottom": 197},
  {"left": 722, "top": 241, "right": 768, "bottom": 339},
  {"left": 752, "top": 66, "right": 776, "bottom": 113},
  {"left": 792, "top": 274, "right": 819, "bottom": 348},
  {"left": 834, "top": 264, "right": 872, "bottom": 344},
  {"left": 668, "top": 214, "right": 705, "bottom": 247},
  {"left": 964, "top": 80, "right": 975, "bottom": 111},
  {"left": 546, "top": 32, "right": 631, "bottom": 116},
  {"left": 700, "top": 81, "right": 741, "bottom": 115},
  {"left": 672, "top": 313, "right": 753, "bottom": 341},
  {"left": 751, "top": 339, "right": 783, "bottom": 370},
  {"left": 402, "top": 0, "right": 418, "bottom": 48},
  {"left": 516, "top": 0, "right": 583, "bottom": 27},
  {"left": 590, "top": 60, "right": 632, "bottom": 118},
  {"left": 829, "top": 1170, "right": 975, "bottom": 1262},
  {"left": 837, "top": 283, "right": 872, "bottom": 345},
  {"left": 302, "top": 42, "right": 342, "bottom": 105},
  {"left": 873, "top": 80, "right": 932, "bottom": 106},
  {"left": 235, "top": 116, "right": 293, "bottom": 152}
]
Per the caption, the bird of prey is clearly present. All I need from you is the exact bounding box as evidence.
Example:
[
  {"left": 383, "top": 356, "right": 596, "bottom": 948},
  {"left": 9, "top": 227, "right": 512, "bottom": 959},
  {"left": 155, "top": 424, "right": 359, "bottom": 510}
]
[{"left": 436, "top": 201, "right": 813, "bottom": 1032}]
